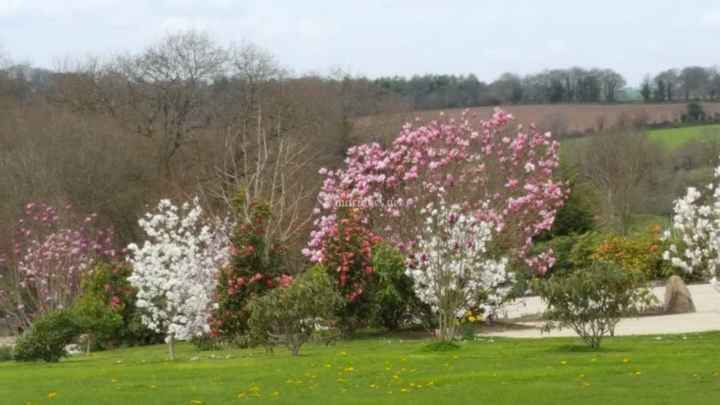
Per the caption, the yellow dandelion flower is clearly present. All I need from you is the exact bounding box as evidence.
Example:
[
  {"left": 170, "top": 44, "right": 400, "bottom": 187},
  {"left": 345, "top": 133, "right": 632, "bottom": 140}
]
[
  {"left": 369, "top": 384, "right": 377, "bottom": 389},
  {"left": 560, "top": 360, "right": 567, "bottom": 365},
  {"left": 47, "top": 392, "right": 58, "bottom": 400},
  {"left": 343, "top": 367, "right": 354, "bottom": 372},
  {"left": 623, "top": 358, "right": 630, "bottom": 363},
  {"left": 400, "top": 388, "right": 408, "bottom": 393},
  {"left": 393, "top": 375, "right": 400, "bottom": 380}
]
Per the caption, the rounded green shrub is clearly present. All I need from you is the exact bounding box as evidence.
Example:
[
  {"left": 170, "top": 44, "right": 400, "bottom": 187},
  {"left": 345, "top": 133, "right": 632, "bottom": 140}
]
[
  {"left": 370, "top": 243, "right": 421, "bottom": 330},
  {"left": 13, "top": 310, "right": 80, "bottom": 362},
  {"left": 247, "top": 266, "right": 342, "bottom": 356},
  {"left": 533, "top": 262, "right": 654, "bottom": 348}
]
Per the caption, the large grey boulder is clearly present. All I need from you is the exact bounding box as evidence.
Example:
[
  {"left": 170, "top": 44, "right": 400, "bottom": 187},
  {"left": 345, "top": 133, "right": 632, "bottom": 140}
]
[{"left": 663, "top": 275, "right": 696, "bottom": 314}]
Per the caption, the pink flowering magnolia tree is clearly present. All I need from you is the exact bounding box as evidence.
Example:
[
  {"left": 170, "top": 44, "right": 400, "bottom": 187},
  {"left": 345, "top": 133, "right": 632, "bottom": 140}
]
[
  {"left": 0, "top": 203, "right": 116, "bottom": 330},
  {"left": 304, "top": 109, "right": 565, "bottom": 303}
]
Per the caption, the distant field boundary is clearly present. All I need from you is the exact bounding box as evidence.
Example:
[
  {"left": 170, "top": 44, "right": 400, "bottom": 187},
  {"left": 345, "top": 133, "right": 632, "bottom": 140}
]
[{"left": 353, "top": 102, "right": 720, "bottom": 143}]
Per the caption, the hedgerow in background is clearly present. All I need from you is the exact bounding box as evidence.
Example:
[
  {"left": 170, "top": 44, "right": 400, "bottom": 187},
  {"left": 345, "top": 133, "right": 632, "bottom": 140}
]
[
  {"left": 127, "top": 199, "right": 229, "bottom": 359},
  {"left": 306, "top": 109, "right": 566, "bottom": 281},
  {"left": 406, "top": 201, "right": 512, "bottom": 341},
  {"left": 247, "top": 266, "right": 342, "bottom": 356},
  {"left": 534, "top": 262, "right": 654, "bottom": 348},
  {"left": 0, "top": 202, "right": 116, "bottom": 331},
  {"left": 210, "top": 197, "right": 292, "bottom": 343},
  {"left": 664, "top": 164, "right": 720, "bottom": 290}
]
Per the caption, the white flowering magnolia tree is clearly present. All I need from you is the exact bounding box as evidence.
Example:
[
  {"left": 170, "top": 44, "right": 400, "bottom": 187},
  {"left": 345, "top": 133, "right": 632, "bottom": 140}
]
[
  {"left": 664, "top": 164, "right": 720, "bottom": 292},
  {"left": 406, "top": 200, "right": 512, "bottom": 341},
  {"left": 127, "top": 199, "right": 229, "bottom": 359}
]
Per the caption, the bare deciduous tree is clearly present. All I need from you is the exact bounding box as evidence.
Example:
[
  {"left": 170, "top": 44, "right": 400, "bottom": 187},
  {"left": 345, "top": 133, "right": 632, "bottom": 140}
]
[{"left": 572, "top": 129, "right": 663, "bottom": 233}]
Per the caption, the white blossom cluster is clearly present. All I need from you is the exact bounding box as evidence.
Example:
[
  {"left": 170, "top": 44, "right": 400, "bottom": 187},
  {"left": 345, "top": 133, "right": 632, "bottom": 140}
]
[
  {"left": 127, "top": 199, "right": 230, "bottom": 342},
  {"left": 664, "top": 165, "right": 720, "bottom": 292},
  {"left": 406, "top": 200, "right": 513, "bottom": 320}
]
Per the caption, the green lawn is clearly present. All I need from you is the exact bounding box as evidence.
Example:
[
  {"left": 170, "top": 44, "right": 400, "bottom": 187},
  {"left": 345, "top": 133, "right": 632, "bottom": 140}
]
[
  {"left": 646, "top": 124, "right": 720, "bottom": 149},
  {"left": 2, "top": 332, "right": 720, "bottom": 404},
  {"left": 559, "top": 124, "right": 720, "bottom": 154}
]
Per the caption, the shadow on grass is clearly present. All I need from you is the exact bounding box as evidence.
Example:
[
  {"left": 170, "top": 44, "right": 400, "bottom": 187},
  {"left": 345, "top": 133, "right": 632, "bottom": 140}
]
[
  {"left": 420, "top": 341, "right": 461, "bottom": 352},
  {"left": 548, "top": 344, "right": 631, "bottom": 354}
]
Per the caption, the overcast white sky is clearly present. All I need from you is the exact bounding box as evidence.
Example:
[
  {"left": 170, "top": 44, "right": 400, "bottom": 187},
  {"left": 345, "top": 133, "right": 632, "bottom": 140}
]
[{"left": 1, "top": 0, "right": 719, "bottom": 85}]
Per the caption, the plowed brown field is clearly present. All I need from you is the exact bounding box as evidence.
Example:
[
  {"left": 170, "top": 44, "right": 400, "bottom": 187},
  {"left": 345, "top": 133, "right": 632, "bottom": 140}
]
[{"left": 352, "top": 102, "right": 720, "bottom": 143}]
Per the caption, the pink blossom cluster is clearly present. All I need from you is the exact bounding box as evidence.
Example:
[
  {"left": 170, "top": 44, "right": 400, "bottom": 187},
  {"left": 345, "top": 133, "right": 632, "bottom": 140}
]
[
  {"left": 0, "top": 202, "right": 116, "bottom": 329},
  {"left": 224, "top": 272, "right": 295, "bottom": 296},
  {"left": 305, "top": 109, "right": 566, "bottom": 274}
]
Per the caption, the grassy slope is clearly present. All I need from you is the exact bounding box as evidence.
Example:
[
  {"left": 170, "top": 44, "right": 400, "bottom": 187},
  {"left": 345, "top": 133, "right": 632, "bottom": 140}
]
[
  {"left": 646, "top": 124, "right": 720, "bottom": 149},
  {"left": 2, "top": 333, "right": 720, "bottom": 404}
]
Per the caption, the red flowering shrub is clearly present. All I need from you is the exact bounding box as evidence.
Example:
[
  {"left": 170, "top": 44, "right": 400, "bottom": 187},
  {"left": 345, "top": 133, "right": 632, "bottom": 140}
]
[
  {"left": 73, "top": 261, "right": 162, "bottom": 348},
  {"left": 321, "top": 208, "right": 382, "bottom": 332},
  {"left": 210, "top": 198, "right": 292, "bottom": 342}
]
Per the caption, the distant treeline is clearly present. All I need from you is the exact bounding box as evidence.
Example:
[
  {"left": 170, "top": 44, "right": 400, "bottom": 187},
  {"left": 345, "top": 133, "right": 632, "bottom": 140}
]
[
  {"left": 370, "top": 68, "right": 627, "bottom": 109},
  {"left": 368, "top": 67, "right": 720, "bottom": 111},
  {"left": 2, "top": 51, "right": 720, "bottom": 114},
  {"left": 641, "top": 67, "right": 720, "bottom": 102}
]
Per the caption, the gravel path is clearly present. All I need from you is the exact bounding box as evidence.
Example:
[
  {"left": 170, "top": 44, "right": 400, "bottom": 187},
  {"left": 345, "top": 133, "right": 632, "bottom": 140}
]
[{"left": 485, "top": 283, "right": 720, "bottom": 338}]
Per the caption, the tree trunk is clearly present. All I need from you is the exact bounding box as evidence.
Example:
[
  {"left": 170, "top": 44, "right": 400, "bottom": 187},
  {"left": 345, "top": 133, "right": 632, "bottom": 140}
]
[
  {"left": 86, "top": 333, "right": 94, "bottom": 355},
  {"left": 168, "top": 334, "right": 176, "bottom": 360}
]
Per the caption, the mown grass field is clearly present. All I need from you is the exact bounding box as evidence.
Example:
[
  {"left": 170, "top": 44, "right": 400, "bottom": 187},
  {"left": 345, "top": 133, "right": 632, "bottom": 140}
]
[
  {"left": 2, "top": 332, "right": 720, "bottom": 404},
  {"left": 647, "top": 124, "right": 720, "bottom": 149}
]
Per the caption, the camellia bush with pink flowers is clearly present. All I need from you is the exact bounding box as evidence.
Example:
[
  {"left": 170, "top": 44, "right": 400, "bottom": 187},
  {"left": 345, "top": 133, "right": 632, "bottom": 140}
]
[
  {"left": 210, "top": 198, "right": 295, "bottom": 344},
  {"left": 0, "top": 202, "right": 116, "bottom": 331},
  {"left": 305, "top": 109, "right": 566, "bottom": 317}
]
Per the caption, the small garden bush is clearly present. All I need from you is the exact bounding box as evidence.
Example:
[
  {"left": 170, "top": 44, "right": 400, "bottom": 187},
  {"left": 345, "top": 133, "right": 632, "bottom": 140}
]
[
  {"left": 0, "top": 346, "right": 13, "bottom": 362},
  {"left": 13, "top": 310, "right": 80, "bottom": 362},
  {"left": 369, "top": 243, "right": 422, "bottom": 330},
  {"left": 74, "top": 261, "right": 162, "bottom": 349},
  {"left": 247, "top": 266, "right": 342, "bottom": 356},
  {"left": 72, "top": 293, "right": 123, "bottom": 353},
  {"left": 534, "top": 262, "right": 654, "bottom": 348},
  {"left": 591, "top": 226, "right": 671, "bottom": 280}
]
